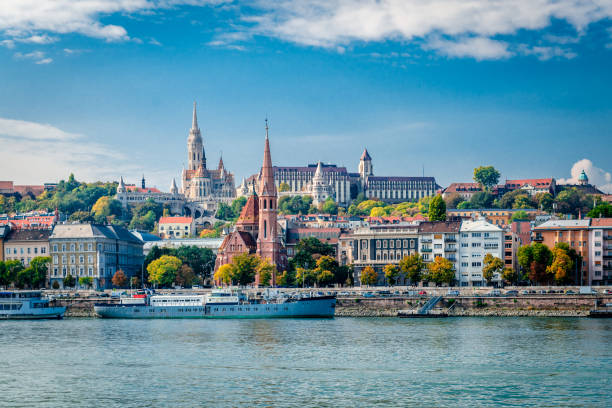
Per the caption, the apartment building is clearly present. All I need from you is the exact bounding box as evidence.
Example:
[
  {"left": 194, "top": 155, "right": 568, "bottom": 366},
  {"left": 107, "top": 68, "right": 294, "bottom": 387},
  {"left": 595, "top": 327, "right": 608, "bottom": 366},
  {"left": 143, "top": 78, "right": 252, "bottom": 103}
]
[
  {"left": 458, "top": 219, "right": 503, "bottom": 286},
  {"left": 3, "top": 229, "right": 51, "bottom": 267},
  {"left": 589, "top": 219, "right": 612, "bottom": 285},
  {"left": 417, "top": 221, "right": 461, "bottom": 270}
]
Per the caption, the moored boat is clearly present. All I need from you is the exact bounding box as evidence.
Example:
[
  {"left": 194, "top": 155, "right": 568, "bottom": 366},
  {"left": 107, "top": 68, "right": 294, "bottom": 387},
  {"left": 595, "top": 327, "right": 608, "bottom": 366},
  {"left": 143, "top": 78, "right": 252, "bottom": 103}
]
[
  {"left": 0, "top": 291, "right": 66, "bottom": 320},
  {"left": 94, "top": 289, "right": 336, "bottom": 319}
]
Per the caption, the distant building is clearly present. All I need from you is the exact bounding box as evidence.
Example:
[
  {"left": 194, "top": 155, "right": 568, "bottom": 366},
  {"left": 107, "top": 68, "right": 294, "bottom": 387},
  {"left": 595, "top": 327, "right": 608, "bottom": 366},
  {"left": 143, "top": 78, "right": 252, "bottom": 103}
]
[
  {"left": 158, "top": 216, "right": 195, "bottom": 239},
  {"left": 181, "top": 102, "right": 236, "bottom": 213},
  {"left": 0, "top": 181, "right": 46, "bottom": 197},
  {"left": 49, "top": 224, "right": 144, "bottom": 289},
  {"left": 0, "top": 225, "right": 9, "bottom": 261},
  {"left": 242, "top": 148, "right": 438, "bottom": 206},
  {"left": 503, "top": 178, "right": 556, "bottom": 196},
  {"left": 448, "top": 208, "right": 542, "bottom": 227},
  {"left": 458, "top": 219, "right": 503, "bottom": 287},
  {"left": 442, "top": 183, "right": 483, "bottom": 200},
  {"left": 557, "top": 170, "right": 605, "bottom": 195},
  {"left": 3, "top": 229, "right": 51, "bottom": 267},
  {"left": 0, "top": 210, "right": 58, "bottom": 230},
  {"left": 115, "top": 176, "right": 185, "bottom": 215}
]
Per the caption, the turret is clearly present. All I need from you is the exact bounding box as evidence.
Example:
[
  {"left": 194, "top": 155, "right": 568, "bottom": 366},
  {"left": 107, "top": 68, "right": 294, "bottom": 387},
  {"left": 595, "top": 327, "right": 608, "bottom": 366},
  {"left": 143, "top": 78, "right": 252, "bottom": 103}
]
[
  {"left": 359, "top": 148, "right": 373, "bottom": 179},
  {"left": 187, "top": 101, "right": 205, "bottom": 171},
  {"left": 117, "top": 176, "right": 126, "bottom": 193},
  {"left": 170, "top": 178, "right": 178, "bottom": 195}
]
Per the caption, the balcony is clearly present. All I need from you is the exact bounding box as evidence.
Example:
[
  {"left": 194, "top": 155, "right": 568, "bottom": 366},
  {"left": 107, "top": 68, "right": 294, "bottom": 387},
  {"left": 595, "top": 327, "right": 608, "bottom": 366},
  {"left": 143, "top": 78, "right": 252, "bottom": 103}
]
[
  {"left": 421, "top": 248, "right": 432, "bottom": 253},
  {"left": 421, "top": 239, "right": 433, "bottom": 243},
  {"left": 445, "top": 247, "right": 457, "bottom": 252},
  {"left": 604, "top": 255, "right": 612, "bottom": 260},
  {"left": 444, "top": 238, "right": 457, "bottom": 243}
]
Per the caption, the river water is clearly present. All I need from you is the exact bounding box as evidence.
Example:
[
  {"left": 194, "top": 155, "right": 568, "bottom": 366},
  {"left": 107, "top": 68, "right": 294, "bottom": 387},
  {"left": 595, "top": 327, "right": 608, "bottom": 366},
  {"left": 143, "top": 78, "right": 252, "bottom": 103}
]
[{"left": 1, "top": 317, "right": 610, "bottom": 407}]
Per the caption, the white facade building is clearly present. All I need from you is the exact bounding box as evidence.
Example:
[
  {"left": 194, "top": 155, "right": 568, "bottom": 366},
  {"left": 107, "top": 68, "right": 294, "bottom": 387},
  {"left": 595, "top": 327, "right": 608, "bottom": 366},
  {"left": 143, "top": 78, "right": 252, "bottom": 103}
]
[{"left": 458, "top": 219, "right": 503, "bottom": 287}]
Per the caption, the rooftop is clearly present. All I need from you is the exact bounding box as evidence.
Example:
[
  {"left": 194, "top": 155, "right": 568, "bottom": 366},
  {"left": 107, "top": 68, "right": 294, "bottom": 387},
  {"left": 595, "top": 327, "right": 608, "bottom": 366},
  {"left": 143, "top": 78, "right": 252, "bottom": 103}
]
[
  {"left": 534, "top": 219, "right": 591, "bottom": 229},
  {"left": 460, "top": 220, "right": 503, "bottom": 232},
  {"left": 159, "top": 216, "right": 193, "bottom": 224}
]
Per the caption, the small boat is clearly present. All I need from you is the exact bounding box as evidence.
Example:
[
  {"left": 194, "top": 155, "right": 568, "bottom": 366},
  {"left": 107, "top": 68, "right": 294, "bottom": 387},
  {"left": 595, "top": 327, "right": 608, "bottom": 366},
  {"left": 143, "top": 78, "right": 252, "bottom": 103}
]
[
  {"left": 94, "top": 288, "right": 336, "bottom": 319},
  {"left": 0, "top": 291, "right": 66, "bottom": 319}
]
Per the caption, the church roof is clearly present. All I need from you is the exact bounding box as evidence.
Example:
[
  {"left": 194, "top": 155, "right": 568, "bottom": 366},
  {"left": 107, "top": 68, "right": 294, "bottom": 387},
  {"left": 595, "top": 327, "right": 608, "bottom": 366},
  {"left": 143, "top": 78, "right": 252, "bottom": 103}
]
[
  {"left": 236, "top": 194, "right": 259, "bottom": 225},
  {"left": 361, "top": 148, "right": 371, "bottom": 160}
]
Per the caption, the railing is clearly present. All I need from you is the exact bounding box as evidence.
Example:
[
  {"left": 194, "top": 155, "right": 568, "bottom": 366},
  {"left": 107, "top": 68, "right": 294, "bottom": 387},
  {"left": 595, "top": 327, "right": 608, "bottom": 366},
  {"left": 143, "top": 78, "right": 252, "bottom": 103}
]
[
  {"left": 445, "top": 247, "right": 457, "bottom": 252},
  {"left": 421, "top": 239, "right": 433, "bottom": 243},
  {"left": 444, "top": 238, "right": 457, "bottom": 243},
  {"left": 418, "top": 296, "right": 443, "bottom": 314},
  {"left": 421, "top": 248, "right": 432, "bottom": 253}
]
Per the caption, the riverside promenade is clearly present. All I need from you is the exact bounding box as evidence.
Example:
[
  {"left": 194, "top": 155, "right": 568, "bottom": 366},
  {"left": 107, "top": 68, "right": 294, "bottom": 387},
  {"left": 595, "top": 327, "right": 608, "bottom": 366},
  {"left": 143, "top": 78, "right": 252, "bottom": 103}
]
[{"left": 46, "top": 287, "right": 612, "bottom": 318}]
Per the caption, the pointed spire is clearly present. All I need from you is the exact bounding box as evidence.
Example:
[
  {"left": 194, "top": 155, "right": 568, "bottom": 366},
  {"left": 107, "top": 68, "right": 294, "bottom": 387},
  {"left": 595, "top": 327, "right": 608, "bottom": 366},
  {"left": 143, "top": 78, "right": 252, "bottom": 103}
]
[
  {"left": 361, "top": 148, "right": 371, "bottom": 161},
  {"left": 314, "top": 161, "right": 323, "bottom": 179},
  {"left": 118, "top": 176, "right": 126, "bottom": 192},
  {"left": 259, "top": 119, "right": 276, "bottom": 196},
  {"left": 218, "top": 155, "right": 224, "bottom": 170},
  {"left": 170, "top": 178, "right": 178, "bottom": 195},
  {"left": 192, "top": 101, "right": 198, "bottom": 130}
]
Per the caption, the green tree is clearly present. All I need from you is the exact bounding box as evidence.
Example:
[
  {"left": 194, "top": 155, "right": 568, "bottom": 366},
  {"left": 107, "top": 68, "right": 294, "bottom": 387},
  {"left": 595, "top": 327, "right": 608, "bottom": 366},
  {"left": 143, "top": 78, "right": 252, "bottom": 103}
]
[
  {"left": 399, "top": 253, "right": 424, "bottom": 286},
  {"left": 63, "top": 274, "right": 76, "bottom": 288},
  {"left": 69, "top": 211, "right": 94, "bottom": 223},
  {"left": 482, "top": 254, "right": 504, "bottom": 286},
  {"left": 29, "top": 256, "right": 51, "bottom": 288},
  {"left": 518, "top": 243, "right": 553, "bottom": 284},
  {"left": 383, "top": 264, "right": 400, "bottom": 286},
  {"left": 510, "top": 210, "right": 529, "bottom": 222},
  {"left": 360, "top": 266, "right": 378, "bottom": 286},
  {"left": 147, "top": 255, "right": 182, "bottom": 287},
  {"left": 276, "top": 269, "right": 296, "bottom": 287},
  {"left": 316, "top": 269, "right": 335, "bottom": 286},
  {"left": 175, "top": 264, "right": 196, "bottom": 287},
  {"left": 91, "top": 196, "right": 123, "bottom": 223},
  {"left": 547, "top": 246, "right": 574, "bottom": 284},
  {"left": 230, "top": 196, "right": 247, "bottom": 217},
  {"left": 16, "top": 268, "right": 34, "bottom": 289},
  {"left": 289, "top": 237, "right": 335, "bottom": 272},
  {"left": 426, "top": 256, "right": 455, "bottom": 286},
  {"left": 554, "top": 188, "right": 591, "bottom": 217},
  {"left": 1, "top": 260, "right": 24, "bottom": 287},
  {"left": 174, "top": 245, "right": 216, "bottom": 281},
  {"left": 231, "top": 253, "right": 260, "bottom": 286},
  {"left": 296, "top": 267, "right": 316, "bottom": 287},
  {"left": 321, "top": 198, "right": 338, "bottom": 215},
  {"left": 502, "top": 267, "right": 520, "bottom": 285},
  {"left": 215, "top": 203, "right": 235, "bottom": 220},
  {"left": 79, "top": 276, "right": 93, "bottom": 288},
  {"left": 473, "top": 166, "right": 501, "bottom": 190},
  {"left": 278, "top": 182, "right": 291, "bottom": 192},
  {"left": 588, "top": 202, "right": 612, "bottom": 218},
  {"left": 443, "top": 193, "right": 465, "bottom": 210},
  {"left": 257, "top": 258, "right": 277, "bottom": 287},
  {"left": 469, "top": 191, "right": 495, "bottom": 208},
  {"left": 214, "top": 264, "right": 234, "bottom": 286},
  {"left": 428, "top": 195, "right": 446, "bottom": 221},
  {"left": 535, "top": 192, "right": 554, "bottom": 212}
]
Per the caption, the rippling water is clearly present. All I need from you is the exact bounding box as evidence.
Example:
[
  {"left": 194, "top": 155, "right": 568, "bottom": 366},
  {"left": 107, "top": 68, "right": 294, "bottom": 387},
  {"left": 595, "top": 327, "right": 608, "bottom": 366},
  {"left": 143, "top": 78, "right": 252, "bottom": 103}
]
[{"left": 1, "top": 317, "right": 611, "bottom": 407}]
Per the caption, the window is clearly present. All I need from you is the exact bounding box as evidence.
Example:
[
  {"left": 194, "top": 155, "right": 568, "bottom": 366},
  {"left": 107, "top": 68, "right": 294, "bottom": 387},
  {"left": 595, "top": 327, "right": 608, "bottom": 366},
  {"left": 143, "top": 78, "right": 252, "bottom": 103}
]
[
  {"left": 383, "top": 240, "right": 388, "bottom": 248},
  {"left": 70, "top": 243, "right": 75, "bottom": 251},
  {"left": 53, "top": 244, "right": 58, "bottom": 252},
  {"left": 472, "top": 233, "right": 481, "bottom": 237},
  {"left": 62, "top": 244, "right": 66, "bottom": 252},
  {"left": 70, "top": 255, "right": 75, "bottom": 264},
  {"left": 434, "top": 244, "right": 442, "bottom": 249},
  {"left": 62, "top": 255, "right": 67, "bottom": 264},
  {"left": 595, "top": 251, "right": 601, "bottom": 256},
  {"left": 376, "top": 240, "right": 381, "bottom": 249},
  {"left": 472, "top": 242, "right": 481, "bottom": 247},
  {"left": 484, "top": 232, "right": 490, "bottom": 238},
  {"left": 403, "top": 240, "right": 408, "bottom": 248},
  {"left": 390, "top": 240, "right": 394, "bottom": 249},
  {"left": 461, "top": 243, "right": 468, "bottom": 247},
  {"left": 595, "top": 242, "right": 601, "bottom": 247},
  {"left": 88, "top": 255, "right": 93, "bottom": 264},
  {"left": 461, "top": 233, "right": 468, "bottom": 238},
  {"left": 595, "top": 231, "right": 602, "bottom": 237},
  {"left": 53, "top": 255, "right": 58, "bottom": 264},
  {"left": 79, "top": 243, "right": 84, "bottom": 251},
  {"left": 79, "top": 255, "right": 84, "bottom": 263},
  {"left": 472, "top": 262, "right": 482, "bottom": 267},
  {"left": 461, "top": 262, "right": 468, "bottom": 267},
  {"left": 88, "top": 243, "right": 93, "bottom": 251}
]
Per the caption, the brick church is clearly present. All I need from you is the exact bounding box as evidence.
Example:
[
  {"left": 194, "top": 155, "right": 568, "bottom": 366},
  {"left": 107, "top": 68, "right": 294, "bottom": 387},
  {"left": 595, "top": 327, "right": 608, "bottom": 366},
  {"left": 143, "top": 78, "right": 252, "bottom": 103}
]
[{"left": 214, "top": 121, "right": 287, "bottom": 285}]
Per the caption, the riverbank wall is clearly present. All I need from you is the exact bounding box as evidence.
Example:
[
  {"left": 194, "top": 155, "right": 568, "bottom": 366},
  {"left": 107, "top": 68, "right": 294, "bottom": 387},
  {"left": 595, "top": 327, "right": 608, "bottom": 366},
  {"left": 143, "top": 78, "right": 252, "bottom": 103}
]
[{"left": 55, "top": 295, "right": 612, "bottom": 318}]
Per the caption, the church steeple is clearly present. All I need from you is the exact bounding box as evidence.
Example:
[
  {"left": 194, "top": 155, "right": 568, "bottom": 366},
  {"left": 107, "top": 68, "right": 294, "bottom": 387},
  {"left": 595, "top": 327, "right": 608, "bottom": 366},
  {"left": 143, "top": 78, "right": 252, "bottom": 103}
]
[
  {"left": 187, "top": 101, "right": 205, "bottom": 171},
  {"left": 259, "top": 119, "right": 276, "bottom": 196}
]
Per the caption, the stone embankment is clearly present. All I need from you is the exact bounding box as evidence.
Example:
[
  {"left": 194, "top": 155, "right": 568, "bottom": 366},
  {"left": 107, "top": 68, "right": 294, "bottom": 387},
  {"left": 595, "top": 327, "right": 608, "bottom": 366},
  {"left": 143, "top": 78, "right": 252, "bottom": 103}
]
[{"left": 336, "top": 295, "right": 610, "bottom": 317}]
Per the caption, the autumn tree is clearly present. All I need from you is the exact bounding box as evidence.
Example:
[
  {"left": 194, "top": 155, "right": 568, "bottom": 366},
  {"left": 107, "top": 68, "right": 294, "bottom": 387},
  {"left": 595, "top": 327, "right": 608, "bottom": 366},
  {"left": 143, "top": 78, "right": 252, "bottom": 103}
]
[
  {"left": 360, "top": 266, "right": 378, "bottom": 286},
  {"left": 231, "top": 253, "right": 260, "bottom": 286},
  {"left": 518, "top": 243, "right": 553, "bottom": 284},
  {"left": 296, "top": 267, "right": 316, "bottom": 287},
  {"left": 147, "top": 255, "right": 182, "bottom": 287},
  {"left": 175, "top": 264, "right": 196, "bottom": 287},
  {"left": 502, "top": 267, "right": 520, "bottom": 286},
  {"left": 79, "top": 276, "right": 93, "bottom": 288},
  {"left": 91, "top": 196, "right": 123, "bottom": 223},
  {"left": 548, "top": 243, "right": 579, "bottom": 285},
  {"left": 276, "top": 269, "right": 296, "bottom": 287},
  {"left": 278, "top": 182, "right": 291, "bottom": 192},
  {"left": 257, "top": 258, "right": 277, "bottom": 287},
  {"left": 482, "top": 254, "right": 504, "bottom": 286},
  {"left": 428, "top": 195, "right": 446, "bottom": 221},
  {"left": 214, "top": 264, "right": 234, "bottom": 286},
  {"left": 426, "top": 256, "right": 455, "bottom": 286},
  {"left": 473, "top": 166, "right": 501, "bottom": 190},
  {"left": 399, "top": 253, "right": 424, "bottom": 286},
  {"left": 112, "top": 269, "right": 128, "bottom": 288},
  {"left": 383, "top": 264, "right": 400, "bottom": 286}
]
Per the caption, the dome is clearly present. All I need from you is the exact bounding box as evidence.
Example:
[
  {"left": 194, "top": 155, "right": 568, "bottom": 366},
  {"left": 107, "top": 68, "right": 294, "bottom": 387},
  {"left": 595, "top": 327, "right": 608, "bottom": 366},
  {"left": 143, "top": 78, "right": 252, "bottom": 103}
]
[{"left": 578, "top": 169, "right": 588, "bottom": 183}]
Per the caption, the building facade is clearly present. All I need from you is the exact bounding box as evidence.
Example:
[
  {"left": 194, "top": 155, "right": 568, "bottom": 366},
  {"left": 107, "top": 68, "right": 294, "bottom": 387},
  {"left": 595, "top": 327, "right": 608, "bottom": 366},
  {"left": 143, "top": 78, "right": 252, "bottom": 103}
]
[
  {"left": 49, "top": 224, "right": 144, "bottom": 289},
  {"left": 3, "top": 229, "right": 51, "bottom": 267},
  {"left": 158, "top": 216, "right": 195, "bottom": 239},
  {"left": 417, "top": 221, "right": 461, "bottom": 271},
  {"left": 589, "top": 219, "right": 612, "bottom": 285},
  {"left": 181, "top": 102, "right": 236, "bottom": 213},
  {"left": 457, "top": 219, "right": 504, "bottom": 286},
  {"left": 115, "top": 177, "right": 185, "bottom": 215}
]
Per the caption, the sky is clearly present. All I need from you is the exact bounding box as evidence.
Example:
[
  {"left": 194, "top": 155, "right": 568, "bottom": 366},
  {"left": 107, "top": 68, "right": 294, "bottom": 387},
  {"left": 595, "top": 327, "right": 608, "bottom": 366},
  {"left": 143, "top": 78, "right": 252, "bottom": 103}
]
[{"left": 0, "top": 0, "right": 611, "bottom": 193}]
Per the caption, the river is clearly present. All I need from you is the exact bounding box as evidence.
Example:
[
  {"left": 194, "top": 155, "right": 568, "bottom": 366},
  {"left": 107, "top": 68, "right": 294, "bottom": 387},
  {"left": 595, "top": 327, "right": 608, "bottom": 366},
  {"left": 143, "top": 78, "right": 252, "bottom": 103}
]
[{"left": 1, "top": 317, "right": 610, "bottom": 407}]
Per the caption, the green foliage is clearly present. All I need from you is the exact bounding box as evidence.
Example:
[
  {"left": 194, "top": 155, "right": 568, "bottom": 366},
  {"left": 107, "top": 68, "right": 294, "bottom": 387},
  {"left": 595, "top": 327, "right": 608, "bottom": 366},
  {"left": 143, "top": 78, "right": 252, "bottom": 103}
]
[
  {"left": 518, "top": 243, "right": 553, "bottom": 284},
  {"left": 473, "top": 166, "right": 501, "bottom": 189},
  {"left": 79, "top": 276, "right": 93, "bottom": 288},
  {"left": 502, "top": 267, "right": 520, "bottom": 285},
  {"left": 278, "top": 195, "right": 313, "bottom": 215},
  {"left": 144, "top": 245, "right": 215, "bottom": 283},
  {"left": 296, "top": 267, "right": 317, "bottom": 287},
  {"left": 443, "top": 193, "right": 465, "bottom": 209},
  {"left": 383, "top": 264, "right": 400, "bottom": 285},
  {"left": 69, "top": 211, "right": 94, "bottom": 223},
  {"left": 129, "top": 210, "right": 156, "bottom": 231},
  {"left": 535, "top": 192, "right": 554, "bottom": 212},
  {"left": 147, "top": 255, "right": 182, "bottom": 287},
  {"left": 63, "top": 274, "right": 76, "bottom": 288},
  {"left": 278, "top": 182, "right": 291, "bottom": 192},
  {"left": 588, "top": 202, "right": 612, "bottom": 218},
  {"left": 425, "top": 256, "right": 455, "bottom": 286},
  {"left": 215, "top": 203, "right": 235, "bottom": 220},
  {"left": 289, "top": 237, "right": 335, "bottom": 272},
  {"left": 348, "top": 199, "right": 385, "bottom": 216},
  {"left": 0, "top": 260, "right": 23, "bottom": 287},
  {"left": 482, "top": 254, "right": 504, "bottom": 285},
  {"left": 256, "top": 258, "right": 277, "bottom": 287},
  {"left": 52, "top": 280, "right": 60, "bottom": 289},
  {"left": 29, "top": 256, "right": 50, "bottom": 288},
  {"left": 276, "top": 269, "right": 296, "bottom": 287},
  {"left": 231, "top": 253, "right": 261, "bottom": 286},
  {"left": 91, "top": 196, "right": 123, "bottom": 223},
  {"left": 360, "top": 266, "right": 378, "bottom": 286},
  {"left": 428, "top": 195, "right": 446, "bottom": 221},
  {"left": 510, "top": 210, "right": 529, "bottom": 222},
  {"left": 230, "top": 196, "right": 247, "bottom": 217},
  {"left": 175, "top": 264, "right": 197, "bottom": 287},
  {"left": 399, "top": 253, "right": 424, "bottom": 285},
  {"left": 321, "top": 198, "right": 338, "bottom": 215},
  {"left": 554, "top": 188, "right": 592, "bottom": 217}
]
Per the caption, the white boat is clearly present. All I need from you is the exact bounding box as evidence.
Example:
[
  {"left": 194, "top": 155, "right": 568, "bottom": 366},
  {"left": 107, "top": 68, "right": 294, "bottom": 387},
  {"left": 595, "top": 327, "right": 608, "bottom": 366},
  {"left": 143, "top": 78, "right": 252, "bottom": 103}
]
[
  {"left": 94, "top": 289, "right": 336, "bottom": 319},
  {"left": 0, "top": 291, "right": 66, "bottom": 320}
]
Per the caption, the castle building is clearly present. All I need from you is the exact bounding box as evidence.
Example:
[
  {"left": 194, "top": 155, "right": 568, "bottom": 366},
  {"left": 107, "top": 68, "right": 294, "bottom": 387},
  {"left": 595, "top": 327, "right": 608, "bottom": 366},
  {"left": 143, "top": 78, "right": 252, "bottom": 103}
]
[
  {"left": 215, "top": 121, "right": 287, "bottom": 285},
  {"left": 241, "top": 147, "right": 438, "bottom": 206},
  {"left": 115, "top": 176, "right": 185, "bottom": 215},
  {"left": 181, "top": 102, "right": 236, "bottom": 212}
]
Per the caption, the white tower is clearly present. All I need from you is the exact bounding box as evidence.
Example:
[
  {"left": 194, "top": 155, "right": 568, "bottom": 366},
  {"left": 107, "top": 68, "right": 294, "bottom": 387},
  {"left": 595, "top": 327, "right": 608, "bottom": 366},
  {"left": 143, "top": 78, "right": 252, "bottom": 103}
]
[
  {"left": 312, "top": 161, "right": 330, "bottom": 206},
  {"left": 187, "top": 101, "right": 205, "bottom": 171}
]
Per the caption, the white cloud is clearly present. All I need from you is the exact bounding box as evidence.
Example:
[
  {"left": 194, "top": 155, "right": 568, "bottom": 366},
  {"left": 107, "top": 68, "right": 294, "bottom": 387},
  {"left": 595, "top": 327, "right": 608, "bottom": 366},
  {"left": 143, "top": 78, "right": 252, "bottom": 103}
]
[
  {"left": 558, "top": 159, "right": 612, "bottom": 194},
  {"left": 0, "top": 117, "right": 173, "bottom": 190},
  {"left": 14, "top": 50, "right": 53, "bottom": 64},
  {"left": 518, "top": 44, "right": 577, "bottom": 60},
  {"left": 238, "top": 0, "right": 612, "bottom": 60}
]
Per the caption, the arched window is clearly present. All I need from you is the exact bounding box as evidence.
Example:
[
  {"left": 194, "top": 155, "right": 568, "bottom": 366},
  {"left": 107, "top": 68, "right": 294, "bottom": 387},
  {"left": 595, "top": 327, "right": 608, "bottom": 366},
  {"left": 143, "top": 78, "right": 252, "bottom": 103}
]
[
  {"left": 264, "top": 220, "right": 267, "bottom": 238},
  {"left": 263, "top": 199, "right": 267, "bottom": 209}
]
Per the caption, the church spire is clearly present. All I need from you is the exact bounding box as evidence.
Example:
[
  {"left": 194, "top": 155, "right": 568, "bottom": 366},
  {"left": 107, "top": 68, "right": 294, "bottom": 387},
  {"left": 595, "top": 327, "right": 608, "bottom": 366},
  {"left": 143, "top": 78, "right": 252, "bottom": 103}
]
[
  {"left": 259, "top": 119, "right": 275, "bottom": 196},
  {"left": 192, "top": 101, "right": 198, "bottom": 131}
]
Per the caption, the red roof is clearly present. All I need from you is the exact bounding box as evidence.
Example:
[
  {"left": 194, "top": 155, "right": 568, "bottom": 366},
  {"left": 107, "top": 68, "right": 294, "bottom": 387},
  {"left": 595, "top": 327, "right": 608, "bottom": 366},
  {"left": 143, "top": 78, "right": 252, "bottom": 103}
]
[
  {"left": 591, "top": 218, "right": 612, "bottom": 227},
  {"left": 444, "top": 182, "right": 482, "bottom": 193},
  {"left": 159, "top": 216, "right": 193, "bottom": 224},
  {"left": 236, "top": 195, "right": 259, "bottom": 225},
  {"left": 505, "top": 179, "right": 553, "bottom": 188},
  {"left": 0, "top": 181, "right": 14, "bottom": 190}
]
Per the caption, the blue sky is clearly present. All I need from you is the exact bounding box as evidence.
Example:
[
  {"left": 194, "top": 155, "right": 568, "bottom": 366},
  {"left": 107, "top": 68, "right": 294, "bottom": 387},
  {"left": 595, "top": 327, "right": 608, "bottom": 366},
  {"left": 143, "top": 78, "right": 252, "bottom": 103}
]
[{"left": 0, "top": 1, "right": 611, "bottom": 193}]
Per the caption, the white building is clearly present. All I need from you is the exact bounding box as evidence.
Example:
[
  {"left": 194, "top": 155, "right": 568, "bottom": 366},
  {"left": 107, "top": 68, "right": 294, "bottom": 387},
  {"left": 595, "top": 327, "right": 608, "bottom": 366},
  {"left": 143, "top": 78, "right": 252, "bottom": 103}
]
[
  {"left": 589, "top": 219, "right": 612, "bottom": 285},
  {"left": 458, "top": 219, "right": 503, "bottom": 287},
  {"left": 417, "top": 221, "right": 461, "bottom": 271}
]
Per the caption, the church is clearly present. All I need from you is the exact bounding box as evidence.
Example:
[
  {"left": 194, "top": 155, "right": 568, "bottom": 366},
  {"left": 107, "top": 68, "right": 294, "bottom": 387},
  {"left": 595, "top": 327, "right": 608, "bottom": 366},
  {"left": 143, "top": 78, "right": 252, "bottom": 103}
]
[
  {"left": 181, "top": 102, "right": 236, "bottom": 213},
  {"left": 215, "top": 121, "right": 288, "bottom": 285}
]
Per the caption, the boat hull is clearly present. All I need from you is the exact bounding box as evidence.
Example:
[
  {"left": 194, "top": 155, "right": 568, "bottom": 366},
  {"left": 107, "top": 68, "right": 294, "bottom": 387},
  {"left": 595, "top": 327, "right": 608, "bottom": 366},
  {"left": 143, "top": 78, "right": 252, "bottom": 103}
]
[
  {"left": 94, "top": 296, "right": 336, "bottom": 319},
  {"left": 0, "top": 307, "right": 66, "bottom": 320}
]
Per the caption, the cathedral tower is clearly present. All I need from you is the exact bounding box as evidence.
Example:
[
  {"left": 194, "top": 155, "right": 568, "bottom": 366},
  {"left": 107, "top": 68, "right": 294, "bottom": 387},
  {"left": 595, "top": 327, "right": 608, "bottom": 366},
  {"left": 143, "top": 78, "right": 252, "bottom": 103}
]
[
  {"left": 256, "top": 120, "right": 281, "bottom": 285},
  {"left": 187, "top": 101, "right": 205, "bottom": 171}
]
